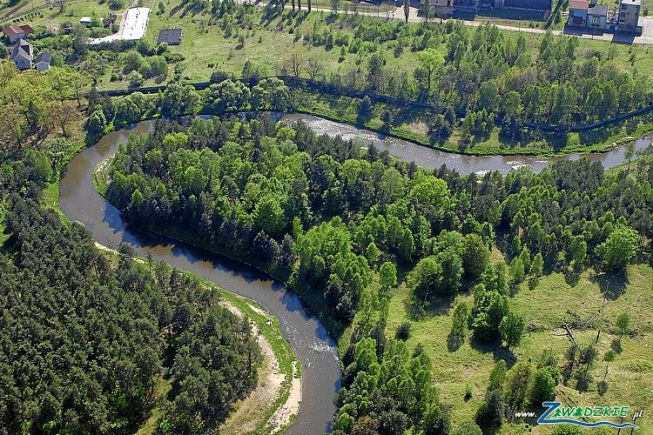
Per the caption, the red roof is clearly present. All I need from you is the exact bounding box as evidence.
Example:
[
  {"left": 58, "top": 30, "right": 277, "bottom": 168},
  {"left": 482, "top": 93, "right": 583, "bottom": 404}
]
[
  {"left": 3, "top": 24, "right": 34, "bottom": 38},
  {"left": 569, "top": 0, "right": 589, "bottom": 10}
]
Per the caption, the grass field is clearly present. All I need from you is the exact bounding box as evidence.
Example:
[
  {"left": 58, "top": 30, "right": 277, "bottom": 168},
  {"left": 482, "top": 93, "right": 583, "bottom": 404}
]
[
  {"left": 1, "top": 0, "right": 117, "bottom": 30},
  {"left": 382, "top": 260, "right": 653, "bottom": 434},
  {"left": 93, "top": 0, "right": 653, "bottom": 90}
]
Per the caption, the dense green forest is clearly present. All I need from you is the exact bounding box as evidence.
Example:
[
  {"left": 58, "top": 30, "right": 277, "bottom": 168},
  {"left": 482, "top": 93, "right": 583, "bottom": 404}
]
[
  {"left": 0, "top": 126, "right": 260, "bottom": 434},
  {"left": 104, "top": 115, "right": 652, "bottom": 433}
]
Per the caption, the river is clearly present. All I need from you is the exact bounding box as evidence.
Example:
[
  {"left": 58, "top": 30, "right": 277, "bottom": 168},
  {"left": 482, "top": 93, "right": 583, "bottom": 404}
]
[
  {"left": 280, "top": 114, "right": 652, "bottom": 174},
  {"left": 59, "top": 114, "right": 651, "bottom": 434}
]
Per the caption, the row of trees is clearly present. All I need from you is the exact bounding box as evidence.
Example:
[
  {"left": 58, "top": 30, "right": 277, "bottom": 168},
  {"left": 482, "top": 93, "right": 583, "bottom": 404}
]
[
  {"left": 86, "top": 78, "right": 291, "bottom": 141},
  {"left": 282, "top": 17, "right": 652, "bottom": 138},
  {"left": 476, "top": 353, "right": 560, "bottom": 432}
]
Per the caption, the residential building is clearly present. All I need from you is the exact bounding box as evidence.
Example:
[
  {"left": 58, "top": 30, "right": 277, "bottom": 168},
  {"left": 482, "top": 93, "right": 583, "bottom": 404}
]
[
  {"left": 34, "top": 52, "right": 51, "bottom": 72},
  {"left": 496, "top": 0, "right": 552, "bottom": 11},
  {"left": 617, "top": 0, "right": 641, "bottom": 33},
  {"left": 587, "top": 4, "right": 608, "bottom": 30},
  {"left": 453, "top": 0, "right": 478, "bottom": 13},
  {"left": 157, "top": 28, "right": 183, "bottom": 45},
  {"left": 2, "top": 24, "right": 34, "bottom": 43},
  {"left": 568, "top": 0, "right": 590, "bottom": 27},
  {"left": 10, "top": 39, "right": 33, "bottom": 70}
]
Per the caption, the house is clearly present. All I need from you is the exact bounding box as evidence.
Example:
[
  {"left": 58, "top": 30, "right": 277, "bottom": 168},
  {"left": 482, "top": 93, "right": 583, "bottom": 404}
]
[
  {"left": 617, "top": 0, "right": 641, "bottom": 33},
  {"left": 34, "top": 52, "right": 51, "bottom": 72},
  {"left": 62, "top": 22, "right": 74, "bottom": 34},
  {"left": 3, "top": 24, "right": 34, "bottom": 44},
  {"left": 10, "top": 39, "right": 33, "bottom": 70},
  {"left": 421, "top": 0, "right": 454, "bottom": 17},
  {"left": 568, "top": 0, "right": 590, "bottom": 27},
  {"left": 587, "top": 4, "right": 607, "bottom": 30},
  {"left": 79, "top": 17, "right": 93, "bottom": 27},
  {"left": 157, "top": 28, "right": 182, "bottom": 45}
]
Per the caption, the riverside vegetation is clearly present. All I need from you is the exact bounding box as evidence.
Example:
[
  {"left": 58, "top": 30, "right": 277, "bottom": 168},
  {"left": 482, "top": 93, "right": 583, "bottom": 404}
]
[
  {"left": 13, "top": 0, "right": 653, "bottom": 155},
  {"left": 0, "top": 62, "right": 297, "bottom": 434},
  {"left": 0, "top": 187, "right": 261, "bottom": 434},
  {"left": 103, "top": 114, "right": 653, "bottom": 434},
  {"left": 2, "top": 3, "right": 653, "bottom": 433}
]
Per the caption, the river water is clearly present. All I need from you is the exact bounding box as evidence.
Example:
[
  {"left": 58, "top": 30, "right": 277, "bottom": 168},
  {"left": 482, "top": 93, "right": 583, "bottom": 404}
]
[
  {"left": 59, "top": 114, "right": 650, "bottom": 434},
  {"left": 59, "top": 121, "right": 340, "bottom": 435},
  {"left": 281, "top": 114, "right": 652, "bottom": 174}
]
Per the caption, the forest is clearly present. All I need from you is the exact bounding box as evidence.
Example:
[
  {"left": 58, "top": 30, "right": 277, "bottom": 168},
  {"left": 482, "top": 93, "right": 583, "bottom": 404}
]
[
  {"left": 0, "top": 120, "right": 261, "bottom": 433},
  {"left": 104, "top": 115, "right": 652, "bottom": 433}
]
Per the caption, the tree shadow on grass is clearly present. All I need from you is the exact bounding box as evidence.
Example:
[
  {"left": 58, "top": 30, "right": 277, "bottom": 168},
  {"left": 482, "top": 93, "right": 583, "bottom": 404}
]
[
  {"left": 470, "top": 336, "right": 517, "bottom": 367},
  {"left": 589, "top": 270, "right": 628, "bottom": 300},
  {"left": 563, "top": 268, "right": 582, "bottom": 287},
  {"left": 406, "top": 293, "right": 455, "bottom": 321}
]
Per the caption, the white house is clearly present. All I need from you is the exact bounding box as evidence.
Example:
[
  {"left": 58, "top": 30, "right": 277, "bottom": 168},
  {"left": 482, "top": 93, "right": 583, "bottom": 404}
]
[{"left": 34, "top": 52, "right": 52, "bottom": 72}]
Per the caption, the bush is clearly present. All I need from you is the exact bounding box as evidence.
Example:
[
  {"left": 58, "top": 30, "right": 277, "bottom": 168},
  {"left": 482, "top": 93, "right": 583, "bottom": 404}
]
[
  {"left": 109, "top": 0, "right": 124, "bottom": 9},
  {"left": 395, "top": 321, "right": 411, "bottom": 341}
]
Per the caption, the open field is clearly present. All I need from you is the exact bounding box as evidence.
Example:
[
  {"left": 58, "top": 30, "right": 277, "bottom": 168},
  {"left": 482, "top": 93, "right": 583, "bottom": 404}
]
[
  {"left": 91, "top": 0, "right": 653, "bottom": 90},
  {"left": 1, "top": 0, "right": 116, "bottom": 29},
  {"left": 383, "top": 262, "right": 653, "bottom": 434}
]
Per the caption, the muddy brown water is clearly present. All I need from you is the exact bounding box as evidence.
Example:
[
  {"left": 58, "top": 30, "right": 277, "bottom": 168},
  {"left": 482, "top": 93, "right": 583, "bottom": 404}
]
[{"left": 59, "top": 114, "right": 651, "bottom": 434}]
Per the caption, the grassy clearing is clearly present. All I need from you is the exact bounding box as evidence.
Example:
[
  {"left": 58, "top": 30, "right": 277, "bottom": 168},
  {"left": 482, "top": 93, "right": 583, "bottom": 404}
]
[
  {"left": 383, "top": 262, "right": 653, "bottom": 434},
  {"left": 134, "top": 377, "right": 171, "bottom": 435},
  {"left": 96, "top": 1, "right": 653, "bottom": 89},
  {"left": 1, "top": 0, "right": 116, "bottom": 29}
]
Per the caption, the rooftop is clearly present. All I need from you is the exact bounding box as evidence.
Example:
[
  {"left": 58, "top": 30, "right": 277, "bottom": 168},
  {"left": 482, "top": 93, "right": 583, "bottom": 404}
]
[
  {"left": 157, "top": 28, "right": 182, "bottom": 45},
  {"left": 569, "top": 0, "right": 589, "bottom": 10},
  {"left": 3, "top": 24, "right": 34, "bottom": 37},
  {"left": 35, "top": 52, "right": 51, "bottom": 64},
  {"left": 588, "top": 4, "right": 607, "bottom": 15}
]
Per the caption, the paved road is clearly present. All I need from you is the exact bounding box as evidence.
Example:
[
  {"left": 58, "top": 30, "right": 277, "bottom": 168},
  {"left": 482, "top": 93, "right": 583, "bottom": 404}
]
[{"left": 240, "top": 0, "right": 653, "bottom": 45}]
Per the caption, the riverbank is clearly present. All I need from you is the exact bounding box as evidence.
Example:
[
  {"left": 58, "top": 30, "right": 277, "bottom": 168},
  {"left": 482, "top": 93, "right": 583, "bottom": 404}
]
[
  {"left": 90, "top": 242, "right": 300, "bottom": 434},
  {"left": 292, "top": 88, "right": 653, "bottom": 157},
  {"left": 95, "top": 157, "right": 348, "bottom": 339},
  {"left": 59, "top": 122, "right": 341, "bottom": 434},
  {"left": 42, "top": 136, "right": 303, "bottom": 434}
]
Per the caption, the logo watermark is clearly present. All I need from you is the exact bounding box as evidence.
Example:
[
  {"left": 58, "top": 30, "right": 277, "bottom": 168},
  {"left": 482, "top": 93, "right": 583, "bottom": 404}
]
[{"left": 536, "top": 401, "right": 642, "bottom": 430}]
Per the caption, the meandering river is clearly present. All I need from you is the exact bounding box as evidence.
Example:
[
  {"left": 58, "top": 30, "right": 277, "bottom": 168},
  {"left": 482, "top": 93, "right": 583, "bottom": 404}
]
[{"left": 59, "top": 114, "right": 651, "bottom": 434}]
